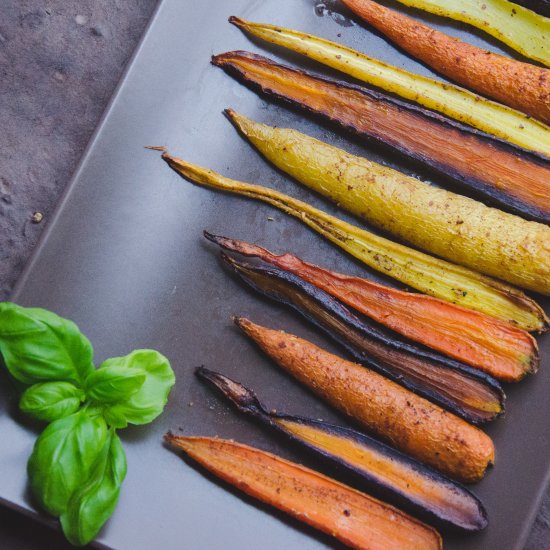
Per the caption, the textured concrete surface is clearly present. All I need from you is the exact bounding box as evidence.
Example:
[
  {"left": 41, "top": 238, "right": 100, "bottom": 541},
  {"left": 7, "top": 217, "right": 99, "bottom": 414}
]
[
  {"left": 0, "top": 0, "right": 159, "bottom": 299},
  {"left": 0, "top": 1, "right": 548, "bottom": 548}
]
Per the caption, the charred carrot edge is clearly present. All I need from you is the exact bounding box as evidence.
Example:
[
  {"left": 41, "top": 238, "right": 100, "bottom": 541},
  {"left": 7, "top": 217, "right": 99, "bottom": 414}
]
[
  {"left": 166, "top": 435, "right": 443, "bottom": 550},
  {"left": 205, "top": 232, "right": 540, "bottom": 376},
  {"left": 235, "top": 317, "right": 495, "bottom": 483},
  {"left": 510, "top": 0, "right": 550, "bottom": 17},
  {"left": 212, "top": 51, "right": 550, "bottom": 225},
  {"left": 342, "top": 0, "right": 550, "bottom": 124},
  {"left": 229, "top": 17, "right": 550, "bottom": 156},
  {"left": 196, "top": 367, "right": 488, "bottom": 531},
  {"left": 226, "top": 110, "right": 550, "bottom": 296},
  {"left": 393, "top": 0, "right": 550, "bottom": 66},
  {"left": 157, "top": 151, "right": 547, "bottom": 332},
  {"left": 220, "top": 253, "right": 505, "bottom": 423}
]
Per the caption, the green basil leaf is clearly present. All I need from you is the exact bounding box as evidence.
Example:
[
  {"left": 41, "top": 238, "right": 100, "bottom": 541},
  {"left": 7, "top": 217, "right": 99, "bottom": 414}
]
[
  {"left": 27, "top": 409, "right": 108, "bottom": 515},
  {"left": 101, "top": 350, "right": 175, "bottom": 428},
  {"left": 60, "top": 430, "right": 127, "bottom": 546},
  {"left": 0, "top": 302, "right": 94, "bottom": 386},
  {"left": 85, "top": 365, "right": 146, "bottom": 404},
  {"left": 20, "top": 382, "right": 84, "bottom": 422},
  {"left": 100, "top": 407, "right": 129, "bottom": 430}
]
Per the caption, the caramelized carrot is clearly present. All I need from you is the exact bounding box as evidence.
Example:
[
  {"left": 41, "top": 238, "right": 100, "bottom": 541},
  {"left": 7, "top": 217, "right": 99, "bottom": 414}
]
[
  {"left": 166, "top": 435, "right": 442, "bottom": 549},
  {"left": 342, "top": 0, "right": 550, "bottom": 124},
  {"left": 159, "top": 151, "right": 547, "bottom": 331},
  {"left": 229, "top": 17, "right": 550, "bottom": 155},
  {"left": 197, "top": 367, "right": 488, "bottom": 531},
  {"left": 206, "top": 232, "right": 540, "bottom": 380},
  {"left": 224, "top": 110, "right": 550, "bottom": 296},
  {"left": 392, "top": 0, "right": 550, "bottom": 66},
  {"left": 223, "top": 253, "right": 504, "bottom": 423},
  {"left": 212, "top": 51, "right": 550, "bottom": 225},
  {"left": 235, "top": 317, "right": 495, "bottom": 483}
]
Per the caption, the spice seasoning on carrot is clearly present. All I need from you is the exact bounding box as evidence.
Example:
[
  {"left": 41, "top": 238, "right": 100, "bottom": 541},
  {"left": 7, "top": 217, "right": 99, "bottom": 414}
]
[
  {"left": 197, "top": 367, "right": 488, "bottom": 532},
  {"left": 156, "top": 150, "right": 546, "bottom": 330},
  {"left": 342, "top": 0, "right": 550, "bottom": 124},
  {"left": 225, "top": 110, "right": 550, "bottom": 295},
  {"left": 166, "top": 435, "right": 443, "bottom": 550},
  {"left": 392, "top": 0, "right": 550, "bottom": 66},
  {"left": 206, "top": 232, "right": 541, "bottom": 375},
  {"left": 235, "top": 317, "right": 495, "bottom": 483},
  {"left": 212, "top": 52, "right": 550, "bottom": 225},
  {"left": 229, "top": 17, "right": 550, "bottom": 156}
]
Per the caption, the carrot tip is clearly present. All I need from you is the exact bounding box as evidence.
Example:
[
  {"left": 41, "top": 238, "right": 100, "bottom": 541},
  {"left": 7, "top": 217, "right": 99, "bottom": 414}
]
[
  {"left": 203, "top": 230, "right": 219, "bottom": 243},
  {"left": 233, "top": 316, "right": 251, "bottom": 331},
  {"left": 156, "top": 150, "right": 173, "bottom": 161},
  {"left": 228, "top": 15, "right": 244, "bottom": 27},
  {"left": 211, "top": 51, "right": 240, "bottom": 67}
]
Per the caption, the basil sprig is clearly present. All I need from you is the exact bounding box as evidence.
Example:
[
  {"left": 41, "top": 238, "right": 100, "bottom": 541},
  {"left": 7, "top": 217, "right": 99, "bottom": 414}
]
[{"left": 0, "top": 302, "right": 175, "bottom": 546}]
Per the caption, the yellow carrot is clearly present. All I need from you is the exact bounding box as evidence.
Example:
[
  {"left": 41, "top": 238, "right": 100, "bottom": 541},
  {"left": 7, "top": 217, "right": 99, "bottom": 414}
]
[{"left": 230, "top": 16, "right": 550, "bottom": 156}]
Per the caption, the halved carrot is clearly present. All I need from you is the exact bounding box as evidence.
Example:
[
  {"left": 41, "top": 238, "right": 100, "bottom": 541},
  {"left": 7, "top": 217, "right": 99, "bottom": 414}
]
[
  {"left": 235, "top": 317, "right": 495, "bottom": 483},
  {"left": 158, "top": 151, "right": 547, "bottom": 331},
  {"left": 206, "top": 232, "right": 539, "bottom": 380},
  {"left": 342, "top": 0, "right": 550, "bottom": 124},
  {"left": 223, "top": 254, "right": 504, "bottom": 422},
  {"left": 226, "top": 110, "right": 550, "bottom": 295},
  {"left": 166, "top": 435, "right": 442, "bottom": 550},
  {"left": 229, "top": 17, "right": 550, "bottom": 156},
  {"left": 393, "top": 0, "right": 550, "bottom": 66},
  {"left": 197, "top": 367, "right": 488, "bottom": 531},
  {"left": 212, "top": 51, "right": 550, "bottom": 225}
]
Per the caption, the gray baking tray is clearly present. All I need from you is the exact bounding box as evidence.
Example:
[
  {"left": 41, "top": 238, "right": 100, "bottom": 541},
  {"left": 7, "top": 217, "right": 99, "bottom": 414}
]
[{"left": 1, "top": 0, "right": 549, "bottom": 548}]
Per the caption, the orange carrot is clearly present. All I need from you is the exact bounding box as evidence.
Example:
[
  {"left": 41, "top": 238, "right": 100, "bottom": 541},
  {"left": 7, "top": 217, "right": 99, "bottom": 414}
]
[
  {"left": 206, "top": 233, "right": 539, "bottom": 381},
  {"left": 166, "top": 435, "right": 442, "bottom": 550},
  {"left": 342, "top": 0, "right": 550, "bottom": 124},
  {"left": 236, "top": 317, "right": 495, "bottom": 483}
]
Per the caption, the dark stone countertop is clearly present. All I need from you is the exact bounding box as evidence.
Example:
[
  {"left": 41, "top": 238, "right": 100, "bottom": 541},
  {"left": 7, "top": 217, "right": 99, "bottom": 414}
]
[{"left": 1, "top": 1, "right": 549, "bottom": 548}]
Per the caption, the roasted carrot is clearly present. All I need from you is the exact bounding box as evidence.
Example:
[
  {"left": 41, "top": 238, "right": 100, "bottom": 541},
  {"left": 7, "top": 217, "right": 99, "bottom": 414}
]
[
  {"left": 158, "top": 151, "right": 547, "bottom": 330},
  {"left": 230, "top": 17, "right": 550, "bottom": 156},
  {"left": 197, "top": 367, "right": 488, "bottom": 532},
  {"left": 342, "top": 0, "right": 550, "bottom": 124},
  {"left": 166, "top": 435, "right": 442, "bottom": 550},
  {"left": 393, "top": 0, "right": 550, "bottom": 66},
  {"left": 212, "top": 52, "right": 550, "bottom": 224},
  {"left": 227, "top": 110, "right": 550, "bottom": 295},
  {"left": 235, "top": 317, "right": 495, "bottom": 483},
  {"left": 206, "top": 232, "right": 540, "bottom": 376},
  {"left": 222, "top": 254, "right": 505, "bottom": 421}
]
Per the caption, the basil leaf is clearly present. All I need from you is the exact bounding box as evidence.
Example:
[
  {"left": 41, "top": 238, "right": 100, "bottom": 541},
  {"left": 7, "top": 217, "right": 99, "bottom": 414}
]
[
  {"left": 20, "top": 382, "right": 84, "bottom": 422},
  {"left": 0, "top": 302, "right": 94, "bottom": 386},
  {"left": 60, "top": 430, "right": 127, "bottom": 546},
  {"left": 85, "top": 365, "right": 146, "bottom": 404},
  {"left": 101, "top": 350, "right": 175, "bottom": 428},
  {"left": 27, "top": 409, "right": 108, "bottom": 515}
]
